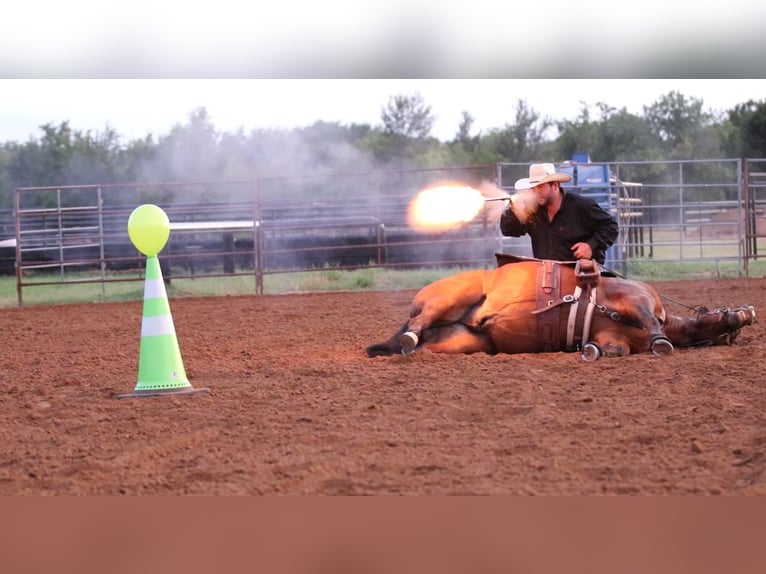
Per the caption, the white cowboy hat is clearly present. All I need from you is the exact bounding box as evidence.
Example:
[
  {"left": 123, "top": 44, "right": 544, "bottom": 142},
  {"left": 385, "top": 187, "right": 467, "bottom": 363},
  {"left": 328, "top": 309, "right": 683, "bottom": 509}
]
[{"left": 514, "top": 163, "right": 572, "bottom": 190}]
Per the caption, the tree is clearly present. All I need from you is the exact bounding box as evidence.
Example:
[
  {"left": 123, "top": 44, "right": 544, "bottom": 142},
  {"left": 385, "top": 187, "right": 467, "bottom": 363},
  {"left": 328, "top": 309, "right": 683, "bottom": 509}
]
[
  {"left": 455, "top": 110, "right": 477, "bottom": 145},
  {"left": 721, "top": 99, "right": 766, "bottom": 158},
  {"left": 150, "top": 107, "right": 224, "bottom": 183},
  {"left": 555, "top": 102, "right": 599, "bottom": 161},
  {"left": 366, "top": 92, "right": 438, "bottom": 163},
  {"left": 115, "top": 135, "right": 157, "bottom": 182},
  {"left": 293, "top": 120, "right": 376, "bottom": 173},
  {"left": 556, "top": 102, "right": 659, "bottom": 163},
  {"left": 480, "top": 99, "right": 552, "bottom": 162},
  {"left": 0, "top": 145, "right": 14, "bottom": 209},
  {"left": 380, "top": 91, "right": 434, "bottom": 139},
  {"left": 643, "top": 91, "right": 720, "bottom": 159},
  {"left": 5, "top": 121, "right": 128, "bottom": 207},
  {"left": 442, "top": 111, "right": 480, "bottom": 165}
]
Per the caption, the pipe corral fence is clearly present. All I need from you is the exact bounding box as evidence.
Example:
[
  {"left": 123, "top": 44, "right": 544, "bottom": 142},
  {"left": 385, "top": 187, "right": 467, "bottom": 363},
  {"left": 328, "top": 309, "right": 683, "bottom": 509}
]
[
  {"left": 497, "top": 157, "right": 766, "bottom": 277},
  {"left": 3, "top": 159, "right": 766, "bottom": 305}
]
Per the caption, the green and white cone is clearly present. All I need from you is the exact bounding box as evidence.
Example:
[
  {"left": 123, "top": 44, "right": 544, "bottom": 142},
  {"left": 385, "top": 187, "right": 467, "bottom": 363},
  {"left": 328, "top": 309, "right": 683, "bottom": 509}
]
[{"left": 118, "top": 255, "right": 209, "bottom": 398}]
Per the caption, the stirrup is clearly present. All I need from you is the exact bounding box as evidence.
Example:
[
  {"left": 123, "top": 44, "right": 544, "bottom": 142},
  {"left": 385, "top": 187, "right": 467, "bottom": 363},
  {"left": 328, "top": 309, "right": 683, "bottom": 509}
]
[{"left": 574, "top": 259, "right": 600, "bottom": 287}]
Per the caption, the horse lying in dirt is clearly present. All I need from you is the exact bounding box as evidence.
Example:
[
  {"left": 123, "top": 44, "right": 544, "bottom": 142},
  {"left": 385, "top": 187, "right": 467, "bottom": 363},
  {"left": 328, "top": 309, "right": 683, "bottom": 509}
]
[{"left": 366, "top": 257, "right": 756, "bottom": 361}]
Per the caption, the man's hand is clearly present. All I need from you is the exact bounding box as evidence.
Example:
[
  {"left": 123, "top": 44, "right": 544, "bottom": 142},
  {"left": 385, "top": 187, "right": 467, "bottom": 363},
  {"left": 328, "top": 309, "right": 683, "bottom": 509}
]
[{"left": 571, "top": 242, "right": 593, "bottom": 260}]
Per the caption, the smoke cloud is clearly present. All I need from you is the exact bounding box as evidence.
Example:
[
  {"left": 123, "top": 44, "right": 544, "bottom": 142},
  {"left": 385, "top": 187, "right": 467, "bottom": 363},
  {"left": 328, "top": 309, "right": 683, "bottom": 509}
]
[{"left": 477, "top": 180, "right": 538, "bottom": 225}]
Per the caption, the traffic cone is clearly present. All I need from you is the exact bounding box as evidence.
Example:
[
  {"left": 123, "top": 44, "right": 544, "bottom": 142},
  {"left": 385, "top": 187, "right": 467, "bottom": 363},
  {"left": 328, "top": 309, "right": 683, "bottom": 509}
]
[{"left": 117, "top": 255, "right": 210, "bottom": 399}]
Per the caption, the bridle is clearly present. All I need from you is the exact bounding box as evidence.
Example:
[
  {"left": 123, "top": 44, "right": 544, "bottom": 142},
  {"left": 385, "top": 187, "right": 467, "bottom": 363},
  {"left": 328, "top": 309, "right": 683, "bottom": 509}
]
[{"left": 602, "top": 266, "right": 728, "bottom": 321}]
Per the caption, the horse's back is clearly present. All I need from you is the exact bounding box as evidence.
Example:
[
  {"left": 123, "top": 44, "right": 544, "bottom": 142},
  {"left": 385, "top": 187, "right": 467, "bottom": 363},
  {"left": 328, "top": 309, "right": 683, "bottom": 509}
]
[
  {"left": 420, "top": 261, "right": 551, "bottom": 311},
  {"left": 412, "top": 268, "right": 491, "bottom": 306}
]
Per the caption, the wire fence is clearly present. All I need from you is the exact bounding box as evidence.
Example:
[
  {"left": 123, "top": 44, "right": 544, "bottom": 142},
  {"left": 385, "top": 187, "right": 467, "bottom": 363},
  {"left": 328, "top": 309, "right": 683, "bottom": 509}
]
[{"left": 4, "top": 159, "right": 766, "bottom": 305}]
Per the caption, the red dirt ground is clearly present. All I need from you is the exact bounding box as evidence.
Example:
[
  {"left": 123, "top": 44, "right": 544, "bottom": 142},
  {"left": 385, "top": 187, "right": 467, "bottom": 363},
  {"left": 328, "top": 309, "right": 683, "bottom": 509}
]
[{"left": 1, "top": 277, "right": 765, "bottom": 495}]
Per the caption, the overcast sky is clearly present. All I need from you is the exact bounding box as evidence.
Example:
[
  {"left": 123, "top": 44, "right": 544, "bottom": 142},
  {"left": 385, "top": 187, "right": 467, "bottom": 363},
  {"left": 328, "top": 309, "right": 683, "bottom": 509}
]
[
  {"left": 2, "top": 1, "right": 765, "bottom": 144},
  {"left": 1, "top": 79, "right": 764, "bottom": 144}
]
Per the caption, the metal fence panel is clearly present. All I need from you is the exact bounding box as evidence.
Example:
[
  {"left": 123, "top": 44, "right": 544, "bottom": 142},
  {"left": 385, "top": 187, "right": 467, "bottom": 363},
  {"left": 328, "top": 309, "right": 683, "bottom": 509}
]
[{"left": 7, "top": 159, "right": 765, "bottom": 305}]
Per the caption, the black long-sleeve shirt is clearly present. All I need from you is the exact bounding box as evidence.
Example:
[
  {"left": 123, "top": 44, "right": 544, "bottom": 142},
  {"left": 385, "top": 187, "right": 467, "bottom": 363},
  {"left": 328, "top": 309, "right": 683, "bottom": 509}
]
[{"left": 499, "top": 191, "right": 619, "bottom": 264}]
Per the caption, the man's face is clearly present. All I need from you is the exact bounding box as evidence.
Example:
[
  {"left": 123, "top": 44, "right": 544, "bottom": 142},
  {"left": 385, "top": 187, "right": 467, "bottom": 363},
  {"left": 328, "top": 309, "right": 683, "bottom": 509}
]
[{"left": 532, "top": 182, "right": 556, "bottom": 206}]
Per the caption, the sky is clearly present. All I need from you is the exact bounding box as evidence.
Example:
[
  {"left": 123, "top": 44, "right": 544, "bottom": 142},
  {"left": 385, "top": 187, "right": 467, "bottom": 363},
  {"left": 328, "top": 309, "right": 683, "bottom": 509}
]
[
  {"left": 1, "top": 79, "right": 764, "bottom": 144},
  {"left": 2, "top": 1, "right": 766, "bottom": 144}
]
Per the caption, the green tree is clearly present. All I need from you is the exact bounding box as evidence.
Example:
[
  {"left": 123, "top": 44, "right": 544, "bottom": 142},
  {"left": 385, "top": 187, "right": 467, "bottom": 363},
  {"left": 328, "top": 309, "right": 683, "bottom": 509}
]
[
  {"left": 149, "top": 107, "right": 224, "bottom": 183},
  {"left": 443, "top": 111, "right": 480, "bottom": 165},
  {"left": 454, "top": 111, "right": 478, "bottom": 150},
  {"left": 372, "top": 91, "right": 437, "bottom": 162},
  {"left": 556, "top": 102, "right": 659, "bottom": 163},
  {"left": 5, "top": 121, "right": 127, "bottom": 207},
  {"left": 115, "top": 135, "right": 157, "bottom": 182},
  {"left": 555, "top": 103, "right": 599, "bottom": 161},
  {"left": 293, "top": 120, "right": 376, "bottom": 173},
  {"left": 480, "top": 99, "right": 552, "bottom": 162},
  {"left": 643, "top": 91, "right": 721, "bottom": 159},
  {"left": 720, "top": 99, "right": 766, "bottom": 158},
  {"left": 381, "top": 91, "right": 434, "bottom": 139},
  {"left": 0, "top": 145, "right": 14, "bottom": 209}
]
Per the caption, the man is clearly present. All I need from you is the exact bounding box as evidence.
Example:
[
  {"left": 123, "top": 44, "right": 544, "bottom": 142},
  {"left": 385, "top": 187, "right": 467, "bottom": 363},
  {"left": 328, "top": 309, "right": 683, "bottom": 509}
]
[{"left": 499, "top": 163, "right": 619, "bottom": 265}]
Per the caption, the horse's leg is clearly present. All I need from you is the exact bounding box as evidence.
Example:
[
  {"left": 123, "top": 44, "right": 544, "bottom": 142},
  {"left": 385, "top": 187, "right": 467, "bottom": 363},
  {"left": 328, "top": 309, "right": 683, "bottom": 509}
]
[
  {"left": 366, "top": 321, "right": 410, "bottom": 357},
  {"left": 662, "top": 305, "right": 756, "bottom": 348},
  {"left": 398, "top": 270, "right": 488, "bottom": 354},
  {"left": 586, "top": 280, "right": 673, "bottom": 358},
  {"left": 366, "top": 270, "right": 489, "bottom": 356},
  {"left": 419, "top": 324, "right": 496, "bottom": 354},
  {"left": 588, "top": 327, "right": 633, "bottom": 358}
]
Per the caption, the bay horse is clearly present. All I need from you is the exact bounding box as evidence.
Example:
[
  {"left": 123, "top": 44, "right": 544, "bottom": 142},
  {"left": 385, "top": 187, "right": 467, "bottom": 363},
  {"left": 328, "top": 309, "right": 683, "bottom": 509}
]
[{"left": 366, "top": 256, "right": 756, "bottom": 360}]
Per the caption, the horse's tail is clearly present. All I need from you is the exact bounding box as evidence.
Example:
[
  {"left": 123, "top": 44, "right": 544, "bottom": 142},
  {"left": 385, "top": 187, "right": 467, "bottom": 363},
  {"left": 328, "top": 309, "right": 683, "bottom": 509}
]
[{"left": 366, "top": 322, "right": 409, "bottom": 357}]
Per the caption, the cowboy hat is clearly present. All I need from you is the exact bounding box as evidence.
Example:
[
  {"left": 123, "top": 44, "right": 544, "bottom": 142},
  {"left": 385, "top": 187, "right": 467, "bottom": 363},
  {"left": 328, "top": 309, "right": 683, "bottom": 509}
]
[{"left": 514, "top": 163, "right": 572, "bottom": 190}]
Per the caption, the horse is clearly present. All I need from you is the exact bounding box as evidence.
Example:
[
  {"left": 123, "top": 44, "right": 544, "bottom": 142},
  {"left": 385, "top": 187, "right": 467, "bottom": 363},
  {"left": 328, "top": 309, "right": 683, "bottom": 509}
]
[{"left": 366, "top": 256, "right": 756, "bottom": 360}]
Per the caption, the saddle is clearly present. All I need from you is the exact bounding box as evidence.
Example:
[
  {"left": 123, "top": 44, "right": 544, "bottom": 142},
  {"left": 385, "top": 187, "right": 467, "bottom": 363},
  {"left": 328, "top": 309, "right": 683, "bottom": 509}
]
[
  {"left": 495, "top": 253, "right": 618, "bottom": 277},
  {"left": 495, "top": 254, "right": 601, "bottom": 352}
]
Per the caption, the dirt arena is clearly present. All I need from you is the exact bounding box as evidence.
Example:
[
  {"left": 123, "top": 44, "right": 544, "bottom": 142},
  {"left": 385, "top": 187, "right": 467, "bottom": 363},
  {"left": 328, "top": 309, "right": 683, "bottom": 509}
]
[{"left": 1, "top": 276, "right": 765, "bottom": 495}]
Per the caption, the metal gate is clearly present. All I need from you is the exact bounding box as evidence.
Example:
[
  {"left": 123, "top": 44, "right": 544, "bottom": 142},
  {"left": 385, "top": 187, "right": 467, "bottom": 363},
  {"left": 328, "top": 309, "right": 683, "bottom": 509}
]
[
  {"left": 497, "top": 158, "right": 757, "bottom": 278},
  {"left": 9, "top": 166, "right": 497, "bottom": 305},
  {"left": 6, "top": 159, "right": 766, "bottom": 305}
]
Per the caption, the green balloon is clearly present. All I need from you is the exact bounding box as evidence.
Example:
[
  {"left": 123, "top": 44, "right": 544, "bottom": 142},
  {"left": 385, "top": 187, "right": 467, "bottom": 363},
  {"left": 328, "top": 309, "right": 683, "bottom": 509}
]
[{"left": 128, "top": 204, "right": 170, "bottom": 256}]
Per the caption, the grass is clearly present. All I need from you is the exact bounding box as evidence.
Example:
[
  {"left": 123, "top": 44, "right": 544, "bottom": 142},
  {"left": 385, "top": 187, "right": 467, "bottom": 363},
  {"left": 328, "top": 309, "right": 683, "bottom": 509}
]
[
  {"left": 3, "top": 258, "right": 766, "bottom": 308},
  {"left": 0, "top": 266, "right": 472, "bottom": 308}
]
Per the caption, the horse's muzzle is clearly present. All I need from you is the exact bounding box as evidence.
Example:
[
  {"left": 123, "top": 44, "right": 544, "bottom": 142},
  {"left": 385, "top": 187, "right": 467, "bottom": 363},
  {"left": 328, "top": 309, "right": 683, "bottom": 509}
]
[{"left": 727, "top": 305, "right": 756, "bottom": 327}]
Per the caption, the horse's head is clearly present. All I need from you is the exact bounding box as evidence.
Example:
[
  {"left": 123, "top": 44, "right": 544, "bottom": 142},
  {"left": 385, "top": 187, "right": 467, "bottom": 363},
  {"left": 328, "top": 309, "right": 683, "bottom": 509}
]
[{"left": 684, "top": 305, "right": 756, "bottom": 346}]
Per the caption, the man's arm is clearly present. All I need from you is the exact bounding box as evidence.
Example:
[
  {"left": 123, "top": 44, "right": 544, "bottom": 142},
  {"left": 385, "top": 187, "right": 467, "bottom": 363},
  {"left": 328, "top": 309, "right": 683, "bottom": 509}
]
[
  {"left": 585, "top": 202, "right": 619, "bottom": 253},
  {"left": 499, "top": 202, "right": 528, "bottom": 237}
]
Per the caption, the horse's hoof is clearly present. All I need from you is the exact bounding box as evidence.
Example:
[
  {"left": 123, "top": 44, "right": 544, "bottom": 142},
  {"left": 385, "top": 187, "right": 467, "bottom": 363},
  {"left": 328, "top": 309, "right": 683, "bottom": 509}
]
[
  {"left": 399, "top": 332, "right": 419, "bottom": 355},
  {"left": 651, "top": 337, "right": 674, "bottom": 356},
  {"left": 581, "top": 343, "right": 602, "bottom": 362},
  {"left": 714, "top": 333, "right": 732, "bottom": 345}
]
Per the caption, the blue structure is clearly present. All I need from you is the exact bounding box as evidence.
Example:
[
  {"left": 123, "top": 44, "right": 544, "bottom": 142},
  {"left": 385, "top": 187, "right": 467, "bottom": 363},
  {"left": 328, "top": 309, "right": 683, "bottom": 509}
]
[{"left": 557, "top": 154, "right": 620, "bottom": 269}]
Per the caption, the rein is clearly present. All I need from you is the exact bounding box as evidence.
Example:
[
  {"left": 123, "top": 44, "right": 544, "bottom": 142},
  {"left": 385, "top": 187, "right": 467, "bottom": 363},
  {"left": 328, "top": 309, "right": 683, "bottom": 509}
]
[
  {"left": 590, "top": 301, "right": 645, "bottom": 329},
  {"left": 600, "top": 266, "right": 714, "bottom": 318},
  {"left": 658, "top": 293, "right": 711, "bottom": 316}
]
